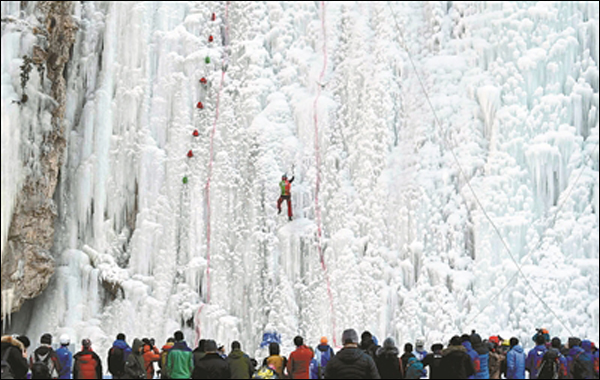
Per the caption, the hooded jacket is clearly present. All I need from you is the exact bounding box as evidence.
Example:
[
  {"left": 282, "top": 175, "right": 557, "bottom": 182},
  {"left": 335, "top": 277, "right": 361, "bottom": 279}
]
[
  {"left": 125, "top": 339, "right": 147, "bottom": 379},
  {"left": 226, "top": 349, "right": 254, "bottom": 379},
  {"left": 142, "top": 345, "right": 161, "bottom": 379},
  {"left": 194, "top": 352, "right": 231, "bottom": 379},
  {"left": 1, "top": 336, "right": 29, "bottom": 379},
  {"left": 506, "top": 345, "right": 526, "bottom": 380},
  {"left": 31, "top": 344, "right": 62, "bottom": 379},
  {"left": 463, "top": 342, "right": 481, "bottom": 380},
  {"left": 569, "top": 343, "right": 595, "bottom": 379},
  {"left": 405, "top": 357, "right": 425, "bottom": 379},
  {"left": 375, "top": 341, "right": 403, "bottom": 379},
  {"left": 526, "top": 344, "right": 548, "bottom": 380},
  {"left": 108, "top": 339, "right": 132, "bottom": 378},
  {"left": 324, "top": 347, "right": 381, "bottom": 379},
  {"left": 73, "top": 348, "right": 103, "bottom": 379},
  {"left": 440, "top": 345, "right": 476, "bottom": 380}
]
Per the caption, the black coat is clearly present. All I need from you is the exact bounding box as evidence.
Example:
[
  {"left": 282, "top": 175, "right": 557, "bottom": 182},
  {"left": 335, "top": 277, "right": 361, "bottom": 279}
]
[
  {"left": 1, "top": 337, "right": 29, "bottom": 380},
  {"left": 193, "top": 353, "right": 231, "bottom": 379},
  {"left": 439, "top": 346, "right": 475, "bottom": 380},
  {"left": 422, "top": 352, "right": 444, "bottom": 379},
  {"left": 375, "top": 346, "right": 403, "bottom": 379},
  {"left": 361, "top": 340, "right": 380, "bottom": 359},
  {"left": 324, "top": 347, "right": 381, "bottom": 379}
]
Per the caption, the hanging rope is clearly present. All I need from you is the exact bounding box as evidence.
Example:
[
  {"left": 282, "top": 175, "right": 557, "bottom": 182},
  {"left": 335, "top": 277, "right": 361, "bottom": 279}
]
[
  {"left": 205, "top": 0, "right": 230, "bottom": 305},
  {"left": 313, "top": 0, "right": 338, "bottom": 347},
  {"left": 386, "top": 2, "right": 583, "bottom": 337},
  {"left": 195, "top": 1, "right": 230, "bottom": 348}
]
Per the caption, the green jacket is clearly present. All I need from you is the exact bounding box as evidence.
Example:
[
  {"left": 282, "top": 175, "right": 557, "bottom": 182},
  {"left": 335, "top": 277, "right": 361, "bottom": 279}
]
[
  {"left": 227, "top": 349, "right": 254, "bottom": 379},
  {"left": 167, "top": 342, "right": 194, "bottom": 379}
]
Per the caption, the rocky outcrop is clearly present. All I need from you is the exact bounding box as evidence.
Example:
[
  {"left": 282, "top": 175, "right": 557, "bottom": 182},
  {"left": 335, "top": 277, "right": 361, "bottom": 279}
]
[{"left": 1, "top": 2, "right": 77, "bottom": 318}]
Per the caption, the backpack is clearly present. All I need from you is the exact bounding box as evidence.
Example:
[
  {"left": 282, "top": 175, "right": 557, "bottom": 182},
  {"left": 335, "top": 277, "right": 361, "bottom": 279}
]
[
  {"left": 108, "top": 347, "right": 125, "bottom": 375},
  {"left": 538, "top": 350, "right": 560, "bottom": 379},
  {"left": 32, "top": 351, "right": 54, "bottom": 379},
  {"left": 1, "top": 349, "right": 15, "bottom": 379},
  {"left": 253, "top": 366, "right": 279, "bottom": 379},
  {"left": 572, "top": 352, "right": 594, "bottom": 379}
]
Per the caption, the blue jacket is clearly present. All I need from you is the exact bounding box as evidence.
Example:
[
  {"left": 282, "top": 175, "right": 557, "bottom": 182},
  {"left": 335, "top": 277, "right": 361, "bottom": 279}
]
[
  {"left": 463, "top": 342, "right": 480, "bottom": 380},
  {"left": 507, "top": 345, "right": 526, "bottom": 380},
  {"left": 56, "top": 346, "right": 73, "bottom": 380},
  {"left": 406, "top": 357, "right": 426, "bottom": 379},
  {"left": 526, "top": 345, "right": 547, "bottom": 379},
  {"left": 475, "top": 352, "right": 489, "bottom": 379},
  {"left": 310, "top": 358, "right": 319, "bottom": 380}
]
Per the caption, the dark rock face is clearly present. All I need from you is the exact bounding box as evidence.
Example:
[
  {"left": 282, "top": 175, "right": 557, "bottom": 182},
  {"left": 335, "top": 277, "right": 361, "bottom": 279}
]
[{"left": 1, "top": 1, "right": 77, "bottom": 317}]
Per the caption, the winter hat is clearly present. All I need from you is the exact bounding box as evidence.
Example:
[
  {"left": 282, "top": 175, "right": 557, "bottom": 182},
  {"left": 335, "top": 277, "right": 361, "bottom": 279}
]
[
  {"left": 60, "top": 334, "right": 70, "bottom": 346},
  {"left": 41, "top": 334, "right": 53, "bottom": 345},
  {"left": 174, "top": 331, "right": 185, "bottom": 343},
  {"left": 361, "top": 331, "right": 373, "bottom": 342},
  {"left": 383, "top": 338, "right": 396, "bottom": 349},
  {"left": 568, "top": 338, "right": 581, "bottom": 348},
  {"left": 342, "top": 329, "right": 359, "bottom": 345},
  {"left": 461, "top": 334, "right": 472, "bottom": 344},
  {"left": 205, "top": 340, "right": 218, "bottom": 353},
  {"left": 232, "top": 341, "right": 241, "bottom": 351},
  {"left": 551, "top": 338, "right": 562, "bottom": 349},
  {"left": 489, "top": 336, "right": 501, "bottom": 346},
  {"left": 117, "top": 333, "right": 126, "bottom": 342},
  {"left": 431, "top": 343, "right": 444, "bottom": 352},
  {"left": 82, "top": 339, "right": 92, "bottom": 349},
  {"left": 450, "top": 336, "right": 462, "bottom": 347},
  {"left": 510, "top": 338, "right": 520, "bottom": 348},
  {"left": 17, "top": 336, "right": 31, "bottom": 349},
  {"left": 416, "top": 338, "right": 425, "bottom": 350},
  {"left": 320, "top": 337, "right": 328, "bottom": 345},
  {"left": 404, "top": 343, "right": 414, "bottom": 353}
]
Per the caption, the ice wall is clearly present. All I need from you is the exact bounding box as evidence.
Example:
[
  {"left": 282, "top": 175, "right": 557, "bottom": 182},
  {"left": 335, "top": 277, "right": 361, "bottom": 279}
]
[{"left": 2, "top": 1, "right": 598, "bottom": 360}]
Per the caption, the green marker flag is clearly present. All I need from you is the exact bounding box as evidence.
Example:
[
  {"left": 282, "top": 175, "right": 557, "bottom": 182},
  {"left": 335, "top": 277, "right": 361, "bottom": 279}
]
[
  {"left": 183, "top": 177, "right": 189, "bottom": 184},
  {"left": 205, "top": 56, "right": 211, "bottom": 64}
]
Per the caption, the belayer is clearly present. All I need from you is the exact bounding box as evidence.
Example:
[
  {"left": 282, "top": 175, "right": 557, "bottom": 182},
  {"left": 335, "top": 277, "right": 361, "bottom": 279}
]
[{"left": 277, "top": 175, "right": 294, "bottom": 221}]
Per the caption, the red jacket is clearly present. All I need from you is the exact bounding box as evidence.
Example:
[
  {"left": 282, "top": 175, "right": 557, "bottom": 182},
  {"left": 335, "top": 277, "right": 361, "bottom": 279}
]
[
  {"left": 143, "top": 345, "right": 161, "bottom": 379},
  {"left": 73, "top": 349, "right": 102, "bottom": 379},
  {"left": 288, "top": 346, "right": 314, "bottom": 379}
]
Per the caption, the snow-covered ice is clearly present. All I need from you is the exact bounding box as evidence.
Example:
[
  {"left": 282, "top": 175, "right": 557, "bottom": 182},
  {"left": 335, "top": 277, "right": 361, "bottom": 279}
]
[{"left": 1, "top": 1, "right": 598, "bottom": 361}]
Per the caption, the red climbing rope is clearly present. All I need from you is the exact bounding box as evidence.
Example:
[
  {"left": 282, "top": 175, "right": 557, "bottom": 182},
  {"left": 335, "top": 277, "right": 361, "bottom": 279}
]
[
  {"left": 195, "top": 3, "right": 230, "bottom": 348},
  {"left": 205, "top": 1, "right": 229, "bottom": 306},
  {"left": 313, "top": 1, "right": 338, "bottom": 348}
]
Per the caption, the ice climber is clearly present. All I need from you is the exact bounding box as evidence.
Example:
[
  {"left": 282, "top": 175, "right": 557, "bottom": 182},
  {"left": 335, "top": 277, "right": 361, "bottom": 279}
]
[
  {"left": 277, "top": 175, "right": 294, "bottom": 221},
  {"left": 526, "top": 334, "right": 548, "bottom": 379}
]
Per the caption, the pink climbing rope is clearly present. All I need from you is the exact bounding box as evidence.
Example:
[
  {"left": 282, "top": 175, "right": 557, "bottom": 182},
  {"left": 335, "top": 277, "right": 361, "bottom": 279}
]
[
  {"left": 197, "top": 1, "right": 230, "bottom": 348},
  {"left": 313, "top": 1, "right": 338, "bottom": 348}
]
